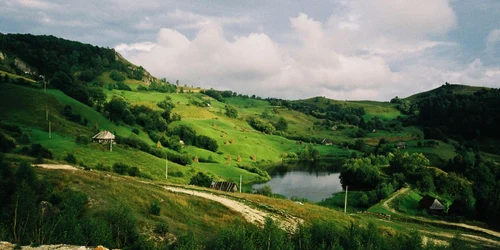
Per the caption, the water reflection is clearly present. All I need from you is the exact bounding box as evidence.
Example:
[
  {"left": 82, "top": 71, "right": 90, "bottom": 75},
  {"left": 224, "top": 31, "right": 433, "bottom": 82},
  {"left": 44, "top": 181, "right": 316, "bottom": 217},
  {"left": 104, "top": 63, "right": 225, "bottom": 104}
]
[{"left": 252, "top": 171, "right": 342, "bottom": 202}]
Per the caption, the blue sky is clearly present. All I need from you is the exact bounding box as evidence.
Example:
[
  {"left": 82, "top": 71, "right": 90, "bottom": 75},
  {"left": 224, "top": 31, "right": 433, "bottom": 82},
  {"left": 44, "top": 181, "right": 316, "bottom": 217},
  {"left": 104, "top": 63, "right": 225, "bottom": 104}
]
[{"left": 1, "top": 0, "right": 499, "bottom": 100}]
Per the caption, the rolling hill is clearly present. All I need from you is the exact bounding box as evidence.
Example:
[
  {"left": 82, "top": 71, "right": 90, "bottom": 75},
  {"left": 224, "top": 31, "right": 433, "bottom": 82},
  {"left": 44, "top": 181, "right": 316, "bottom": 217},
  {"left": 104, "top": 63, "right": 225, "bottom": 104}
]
[{"left": 1, "top": 33, "right": 500, "bottom": 249}]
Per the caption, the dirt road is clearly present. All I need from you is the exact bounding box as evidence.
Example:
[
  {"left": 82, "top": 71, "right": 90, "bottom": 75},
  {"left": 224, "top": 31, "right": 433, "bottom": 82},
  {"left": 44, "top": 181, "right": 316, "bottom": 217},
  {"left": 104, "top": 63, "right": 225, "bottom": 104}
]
[
  {"left": 35, "top": 164, "right": 79, "bottom": 170},
  {"left": 382, "top": 187, "right": 500, "bottom": 241},
  {"left": 164, "top": 186, "right": 303, "bottom": 231}
]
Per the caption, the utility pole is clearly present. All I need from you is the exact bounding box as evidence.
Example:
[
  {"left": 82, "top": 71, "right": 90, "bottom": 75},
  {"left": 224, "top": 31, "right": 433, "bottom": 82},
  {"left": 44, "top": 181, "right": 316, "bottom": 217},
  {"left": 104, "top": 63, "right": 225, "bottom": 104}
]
[
  {"left": 344, "top": 185, "right": 348, "bottom": 213},
  {"left": 239, "top": 175, "right": 242, "bottom": 193},
  {"left": 165, "top": 154, "right": 168, "bottom": 180},
  {"left": 48, "top": 121, "right": 51, "bottom": 139},
  {"left": 46, "top": 109, "right": 48, "bottom": 121}
]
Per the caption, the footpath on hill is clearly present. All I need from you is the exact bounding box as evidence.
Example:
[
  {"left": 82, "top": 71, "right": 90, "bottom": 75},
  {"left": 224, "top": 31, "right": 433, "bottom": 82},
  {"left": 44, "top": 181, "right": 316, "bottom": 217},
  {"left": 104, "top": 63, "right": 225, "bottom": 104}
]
[
  {"left": 34, "top": 164, "right": 303, "bottom": 231},
  {"left": 163, "top": 186, "right": 303, "bottom": 231},
  {"left": 378, "top": 187, "right": 500, "bottom": 246}
]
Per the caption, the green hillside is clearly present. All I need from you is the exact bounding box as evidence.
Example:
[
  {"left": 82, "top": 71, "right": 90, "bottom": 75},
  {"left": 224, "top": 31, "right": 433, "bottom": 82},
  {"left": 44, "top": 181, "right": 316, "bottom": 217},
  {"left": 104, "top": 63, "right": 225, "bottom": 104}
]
[
  {"left": 405, "top": 83, "right": 488, "bottom": 102},
  {"left": 1, "top": 33, "right": 500, "bottom": 249}
]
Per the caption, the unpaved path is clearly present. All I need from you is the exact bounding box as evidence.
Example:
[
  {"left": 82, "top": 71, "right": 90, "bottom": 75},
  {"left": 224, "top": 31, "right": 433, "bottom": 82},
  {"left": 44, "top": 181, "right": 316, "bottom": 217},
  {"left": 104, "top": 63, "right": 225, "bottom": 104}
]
[
  {"left": 164, "top": 186, "right": 303, "bottom": 232},
  {"left": 382, "top": 187, "right": 500, "bottom": 241},
  {"left": 33, "top": 164, "right": 303, "bottom": 231},
  {"left": 35, "top": 164, "right": 79, "bottom": 170},
  {"left": 382, "top": 187, "right": 409, "bottom": 213}
]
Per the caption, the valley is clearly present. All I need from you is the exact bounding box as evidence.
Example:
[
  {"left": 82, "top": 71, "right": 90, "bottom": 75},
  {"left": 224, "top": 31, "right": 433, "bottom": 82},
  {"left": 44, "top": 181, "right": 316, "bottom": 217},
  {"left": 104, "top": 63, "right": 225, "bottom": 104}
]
[{"left": 0, "top": 33, "right": 499, "bottom": 249}]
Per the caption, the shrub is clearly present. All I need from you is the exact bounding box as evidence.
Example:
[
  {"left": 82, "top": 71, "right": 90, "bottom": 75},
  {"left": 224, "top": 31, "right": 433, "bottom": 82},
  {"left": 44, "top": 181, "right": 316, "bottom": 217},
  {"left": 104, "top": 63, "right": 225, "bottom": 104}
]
[
  {"left": 255, "top": 185, "right": 273, "bottom": 196},
  {"left": 189, "top": 172, "right": 212, "bottom": 187},
  {"left": 132, "top": 128, "right": 139, "bottom": 135},
  {"left": 95, "top": 162, "right": 110, "bottom": 172},
  {"left": 110, "top": 70, "right": 126, "bottom": 81},
  {"left": 248, "top": 117, "right": 276, "bottom": 134},
  {"left": 112, "top": 162, "right": 130, "bottom": 175},
  {"left": 225, "top": 105, "right": 238, "bottom": 118},
  {"left": 75, "top": 135, "right": 91, "bottom": 144},
  {"left": 153, "top": 222, "right": 169, "bottom": 234},
  {"left": 0, "top": 132, "right": 16, "bottom": 153},
  {"left": 118, "top": 135, "right": 151, "bottom": 152},
  {"left": 169, "top": 171, "right": 184, "bottom": 177},
  {"left": 26, "top": 143, "right": 53, "bottom": 159},
  {"left": 64, "top": 153, "right": 77, "bottom": 164},
  {"left": 149, "top": 200, "right": 161, "bottom": 216},
  {"left": 128, "top": 166, "right": 140, "bottom": 177}
]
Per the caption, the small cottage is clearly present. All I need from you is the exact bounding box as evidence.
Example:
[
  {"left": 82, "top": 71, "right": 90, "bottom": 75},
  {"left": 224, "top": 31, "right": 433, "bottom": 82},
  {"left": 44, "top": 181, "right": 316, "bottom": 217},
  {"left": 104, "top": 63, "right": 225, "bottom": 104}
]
[
  {"left": 210, "top": 181, "right": 238, "bottom": 192},
  {"left": 419, "top": 195, "right": 445, "bottom": 214}
]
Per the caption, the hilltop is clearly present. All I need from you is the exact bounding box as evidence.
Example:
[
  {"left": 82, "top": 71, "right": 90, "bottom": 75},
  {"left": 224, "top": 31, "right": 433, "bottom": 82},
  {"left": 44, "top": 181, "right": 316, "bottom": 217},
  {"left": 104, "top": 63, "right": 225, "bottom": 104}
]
[{"left": 1, "top": 33, "right": 500, "bottom": 249}]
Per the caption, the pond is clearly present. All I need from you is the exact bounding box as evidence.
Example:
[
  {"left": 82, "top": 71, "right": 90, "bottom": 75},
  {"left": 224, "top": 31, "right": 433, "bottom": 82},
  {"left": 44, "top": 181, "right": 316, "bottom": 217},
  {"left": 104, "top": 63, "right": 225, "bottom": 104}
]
[{"left": 252, "top": 170, "right": 343, "bottom": 202}]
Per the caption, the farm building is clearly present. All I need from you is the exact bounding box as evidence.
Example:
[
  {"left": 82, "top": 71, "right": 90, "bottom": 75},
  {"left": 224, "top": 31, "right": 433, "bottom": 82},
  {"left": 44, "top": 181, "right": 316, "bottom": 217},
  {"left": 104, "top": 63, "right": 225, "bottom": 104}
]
[
  {"left": 210, "top": 181, "right": 238, "bottom": 192},
  {"left": 418, "top": 195, "right": 445, "bottom": 214},
  {"left": 397, "top": 142, "right": 407, "bottom": 149}
]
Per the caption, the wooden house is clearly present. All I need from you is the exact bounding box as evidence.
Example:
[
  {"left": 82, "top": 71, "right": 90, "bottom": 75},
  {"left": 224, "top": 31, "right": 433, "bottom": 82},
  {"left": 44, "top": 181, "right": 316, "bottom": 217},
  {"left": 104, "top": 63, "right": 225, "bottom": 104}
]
[{"left": 210, "top": 181, "right": 238, "bottom": 192}]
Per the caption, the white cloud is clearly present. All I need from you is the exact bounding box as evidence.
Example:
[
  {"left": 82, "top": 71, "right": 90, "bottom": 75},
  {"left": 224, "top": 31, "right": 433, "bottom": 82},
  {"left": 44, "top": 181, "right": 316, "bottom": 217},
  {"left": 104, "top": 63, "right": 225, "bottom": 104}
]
[
  {"left": 339, "top": 0, "right": 457, "bottom": 39},
  {"left": 166, "top": 9, "right": 252, "bottom": 30},
  {"left": 15, "top": 0, "right": 60, "bottom": 10},
  {"left": 115, "top": 3, "right": 496, "bottom": 101},
  {"left": 486, "top": 29, "right": 500, "bottom": 51}
]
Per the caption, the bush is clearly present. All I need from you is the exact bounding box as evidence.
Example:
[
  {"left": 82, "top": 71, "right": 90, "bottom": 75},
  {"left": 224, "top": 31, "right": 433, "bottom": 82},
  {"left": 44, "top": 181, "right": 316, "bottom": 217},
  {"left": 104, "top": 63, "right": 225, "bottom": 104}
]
[
  {"left": 95, "top": 162, "right": 110, "bottom": 172},
  {"left": 112, "top": 162, "right": 130, "bottom": 175},
  {"left": 110, "top": 70, "right": 126, "bottom": 81},
  {"left": 132, "top": 128, "right": 139, "bottom": 135},
  {"left": 248, "top": 117, "right": 276, "bottom": 134},
  {"left": 75, "top": 135, "right": 91, "bottom": 144},
  {"left": 169, "top": 171, "right": 184, "bottom": 177},
  {"left": 64, "top": 153, "right": 77, "bottom": 164},
  {"left": 128, "top": 166, "right": 140, "bottom": 177},
  {"left": 153, "top": 222, "right": 169, "bottom": 234},
  {"left": 189, "top": 172, "right": 212, "bottom": 187},
  {"left": 255, "top": 185, "right": 273, "bottom": 196},
  {"left": 0, "top": 132, "right": 16, "bottom": 153},
  {"left": 149, "top": 200, "right": 161, "bottom": 216},
  {"left": 225, "top": 105, "right": 238, "bottom": 118},
  {"left": 118, "top": 135, "right": 151, "bottom": 152},
  {"left": 25, "top": 143, "right": 53, "bottom": 159}
]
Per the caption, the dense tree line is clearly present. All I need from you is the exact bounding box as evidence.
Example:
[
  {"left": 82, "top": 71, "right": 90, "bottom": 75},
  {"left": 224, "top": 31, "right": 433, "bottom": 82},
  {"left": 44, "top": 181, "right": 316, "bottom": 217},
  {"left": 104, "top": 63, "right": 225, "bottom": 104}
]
[{"left": 416, "top": 87, "right": 500, "bottom": 141}]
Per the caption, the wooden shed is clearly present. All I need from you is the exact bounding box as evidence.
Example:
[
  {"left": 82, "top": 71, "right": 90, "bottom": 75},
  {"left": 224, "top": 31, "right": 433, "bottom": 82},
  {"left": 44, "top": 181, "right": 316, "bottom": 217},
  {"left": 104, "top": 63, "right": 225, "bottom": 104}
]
[
  {"left": 210, "top": 181, "right": 238, "bottom": 192},
  {"left": 419, "top": 195, "right": 445, "bottom": 214}
]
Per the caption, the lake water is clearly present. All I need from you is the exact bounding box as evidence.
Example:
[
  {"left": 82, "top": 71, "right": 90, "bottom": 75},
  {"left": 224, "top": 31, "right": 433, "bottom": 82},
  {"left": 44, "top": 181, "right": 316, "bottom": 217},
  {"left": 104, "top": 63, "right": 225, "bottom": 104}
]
[{"left": 252, "top": 171, "right": 343, "bottom": 202}]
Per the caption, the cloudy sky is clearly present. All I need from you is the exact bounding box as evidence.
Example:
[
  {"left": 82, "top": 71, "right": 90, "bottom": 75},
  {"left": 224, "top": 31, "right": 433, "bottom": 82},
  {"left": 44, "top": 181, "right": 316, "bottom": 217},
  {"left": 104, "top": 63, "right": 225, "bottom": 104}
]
[{"left": 1, "top": 0, "right": 499, "bottom": 100}]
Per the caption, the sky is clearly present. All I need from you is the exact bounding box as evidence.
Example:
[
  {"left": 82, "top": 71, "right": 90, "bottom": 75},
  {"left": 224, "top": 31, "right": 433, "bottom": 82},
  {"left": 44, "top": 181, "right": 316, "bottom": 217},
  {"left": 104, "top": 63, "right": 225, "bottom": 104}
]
[{"left": 1, "top": 0, "right": 499, "bottom": 101}]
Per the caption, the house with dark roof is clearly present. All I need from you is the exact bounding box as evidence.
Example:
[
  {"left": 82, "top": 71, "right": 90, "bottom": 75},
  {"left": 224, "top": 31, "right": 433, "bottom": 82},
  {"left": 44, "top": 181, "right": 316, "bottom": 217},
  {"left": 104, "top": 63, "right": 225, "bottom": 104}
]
[{"left": 419, "top": 195, "right": 445, "bottom": 214}]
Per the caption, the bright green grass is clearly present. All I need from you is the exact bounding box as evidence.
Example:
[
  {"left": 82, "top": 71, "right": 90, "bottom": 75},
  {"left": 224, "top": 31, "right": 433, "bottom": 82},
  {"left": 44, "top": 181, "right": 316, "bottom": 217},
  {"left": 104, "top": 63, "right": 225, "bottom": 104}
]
[
  {"left": 38, "top": 167, "right": 246, "bottom": 239},
  {"left": 393, "top": 190, "right": 422, "bottom": 215},
  {"left": 192, "top": 162, "right": 263, "bottom": 184},
  {"left": 28, "top": 128, "right": 190, "bottom": 183},
  {"left": 0, "top": 70, "right": 37, "bottom": 82},
  {"left": 403, "top": 140, "right": 457, "bottom": 161}
]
